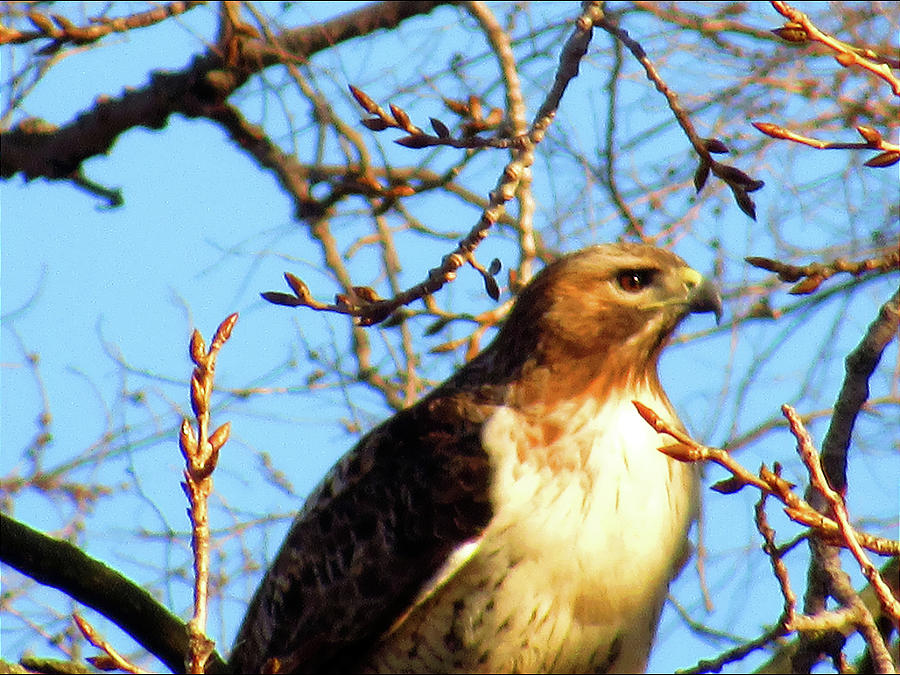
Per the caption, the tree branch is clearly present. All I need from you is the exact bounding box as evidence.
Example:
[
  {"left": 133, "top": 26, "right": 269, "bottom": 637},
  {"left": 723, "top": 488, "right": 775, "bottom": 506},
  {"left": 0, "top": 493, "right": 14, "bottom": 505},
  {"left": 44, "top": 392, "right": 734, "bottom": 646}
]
[
  {"left": 1, "top": 1, "right": 455, "bottom": 183},
  {"left": 0, "top": 513, "right": 228, "bottom": 674},
  {"left": 819, "top": 287, "right": 900, "bottom": 495}
]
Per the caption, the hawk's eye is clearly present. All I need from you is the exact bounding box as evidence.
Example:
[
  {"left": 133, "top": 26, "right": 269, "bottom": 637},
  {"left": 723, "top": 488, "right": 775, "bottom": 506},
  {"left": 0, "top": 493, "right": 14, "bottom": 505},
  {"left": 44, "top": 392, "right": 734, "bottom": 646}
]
[{"left": 617, "top": 269, "right": 654, "bottom": 293}]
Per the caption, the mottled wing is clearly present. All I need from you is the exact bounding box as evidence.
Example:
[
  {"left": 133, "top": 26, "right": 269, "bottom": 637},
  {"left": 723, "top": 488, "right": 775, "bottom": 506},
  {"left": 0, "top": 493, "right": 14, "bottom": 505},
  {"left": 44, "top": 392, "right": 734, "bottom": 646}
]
[{"left": 229, "top": 392, "right": 494, "bottom": 674}]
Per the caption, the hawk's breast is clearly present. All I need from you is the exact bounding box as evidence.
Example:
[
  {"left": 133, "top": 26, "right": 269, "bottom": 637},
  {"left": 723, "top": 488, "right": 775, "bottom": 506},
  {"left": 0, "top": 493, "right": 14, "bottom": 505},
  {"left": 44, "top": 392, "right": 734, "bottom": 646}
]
[{"left": 364, "top": 384, "right": 698, "bottom": 674}]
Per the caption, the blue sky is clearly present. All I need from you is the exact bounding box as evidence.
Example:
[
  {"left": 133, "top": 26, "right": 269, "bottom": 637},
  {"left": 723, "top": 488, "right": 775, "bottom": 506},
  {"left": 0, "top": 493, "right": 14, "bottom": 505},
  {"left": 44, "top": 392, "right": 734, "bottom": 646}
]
[{"left": 2, "top": 2, "right": 897, "bottom": 672}]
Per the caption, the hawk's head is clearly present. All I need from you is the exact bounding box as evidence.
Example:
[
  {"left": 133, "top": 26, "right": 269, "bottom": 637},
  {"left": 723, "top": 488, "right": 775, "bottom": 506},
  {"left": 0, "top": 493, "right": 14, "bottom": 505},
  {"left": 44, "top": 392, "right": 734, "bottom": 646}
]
[{"left": 483, "top": 243, "right": 721, "bottom": 403}]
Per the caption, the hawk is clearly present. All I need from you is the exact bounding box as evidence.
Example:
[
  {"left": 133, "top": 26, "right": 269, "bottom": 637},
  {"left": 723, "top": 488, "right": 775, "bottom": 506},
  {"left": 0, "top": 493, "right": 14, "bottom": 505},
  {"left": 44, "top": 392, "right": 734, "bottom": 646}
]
[{"left": 231, "top": 243, "right": 721, "bottom": 674}]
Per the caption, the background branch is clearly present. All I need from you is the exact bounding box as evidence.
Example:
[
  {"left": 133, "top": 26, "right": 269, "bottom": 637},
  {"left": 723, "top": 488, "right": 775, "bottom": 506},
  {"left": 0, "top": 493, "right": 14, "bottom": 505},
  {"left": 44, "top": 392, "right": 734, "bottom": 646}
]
[{"left": 0, "top": 1, "right": 453, "bottom": 184}]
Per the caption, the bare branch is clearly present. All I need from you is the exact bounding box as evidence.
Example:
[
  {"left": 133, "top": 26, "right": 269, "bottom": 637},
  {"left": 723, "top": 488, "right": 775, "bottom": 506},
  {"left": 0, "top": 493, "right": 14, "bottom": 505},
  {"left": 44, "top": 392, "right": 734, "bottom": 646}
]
[
  {"left": 0, "top": 2, "right": 207, "bottom": 50},
  {"left": 73, "top": 614, "right": 149, "bottom": 675},
  {"left": 0, "top": 513, "right": 228, "bottom": 674},
  {"left": 264, "top": 2, "right": 606, "bottom": 325},
  {"left": 596, "top": 10, "right": 765, "bottom": 219},
  {"left": 0, "top": 2, "right": 454, "bottom": 185},
  {"left": 632, "top": 400, "right": 899, "bottom": 558},
  {"left": 753, "top": 121, "right": 900, "bottom": 168},
  {"left": 770, "top": 1, "right": 900, "bottom": 93},
  {"left": 746, "top": 249, "right": 900, "bottom": 295},
  {"left": 819, "top": 287, "right": 900, "bottom": 494},
  {"left": 783, "top": 405, "right": 900, "bottom": 625}
]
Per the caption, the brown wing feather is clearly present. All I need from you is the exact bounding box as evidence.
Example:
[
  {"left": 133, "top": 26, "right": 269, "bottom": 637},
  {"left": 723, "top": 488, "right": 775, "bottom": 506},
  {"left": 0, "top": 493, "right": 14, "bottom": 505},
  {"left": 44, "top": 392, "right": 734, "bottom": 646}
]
[{"left": 228, "top": 390, "right": 496, "bottom": 673}]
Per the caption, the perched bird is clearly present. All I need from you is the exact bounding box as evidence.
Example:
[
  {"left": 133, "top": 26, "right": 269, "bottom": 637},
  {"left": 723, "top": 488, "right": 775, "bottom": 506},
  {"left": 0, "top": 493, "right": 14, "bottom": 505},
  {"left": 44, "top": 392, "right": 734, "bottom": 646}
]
[{"left": 231, "top": 242, "right": 721, "bottom": 674}]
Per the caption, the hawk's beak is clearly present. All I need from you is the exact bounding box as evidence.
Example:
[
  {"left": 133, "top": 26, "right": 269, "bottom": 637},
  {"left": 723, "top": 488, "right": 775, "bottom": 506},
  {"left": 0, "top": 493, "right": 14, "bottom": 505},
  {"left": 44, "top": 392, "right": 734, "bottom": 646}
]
[{"left": 681, "top": 268, "right": 723, "bottom": 324}]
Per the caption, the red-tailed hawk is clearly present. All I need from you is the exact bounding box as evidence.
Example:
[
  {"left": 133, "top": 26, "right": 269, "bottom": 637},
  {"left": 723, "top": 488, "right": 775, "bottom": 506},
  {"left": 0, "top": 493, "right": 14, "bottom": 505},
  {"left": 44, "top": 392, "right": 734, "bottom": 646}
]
[{"left": 231, "top": 243, "right": 721, "bottom": 674}]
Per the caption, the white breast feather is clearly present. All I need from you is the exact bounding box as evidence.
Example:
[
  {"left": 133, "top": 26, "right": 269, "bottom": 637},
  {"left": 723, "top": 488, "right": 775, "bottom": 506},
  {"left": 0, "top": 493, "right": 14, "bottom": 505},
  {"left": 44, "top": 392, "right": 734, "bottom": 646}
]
[
  {"left": 367, "top": 384, "right": 698, "bottom": 674},
  {"left": 477, "top": 384, "right": 698, "bottom": 672}
]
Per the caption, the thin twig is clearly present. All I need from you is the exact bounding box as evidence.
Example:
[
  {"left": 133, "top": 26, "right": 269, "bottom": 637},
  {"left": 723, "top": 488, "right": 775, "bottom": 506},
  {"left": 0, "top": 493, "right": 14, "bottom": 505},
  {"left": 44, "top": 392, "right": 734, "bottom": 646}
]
[
  {"left": 770, "top": 1, "right": 900, "bottom": 94},
  {"left": 179, "top": 314, "right": 237, "bottom": 673},
  {"left": 596, "top": 11, "right": 764, "bottom": 219},
  {"left": 73, "top": 613, "right": 149, "bottom": 675},
  {"left": 753, "top": 122, "right": 899, "bottom": 168},
  {"left": 680, "top": 494, "right": 793, "bottom": 674},
  {"left": 756, "top": 487, "right": 797, "bottom": 628},
  {"left": 464, "top": 1, "right": 537, "bottom": 285},
  {"left": 746, "top": 249, "right": 900, "bottom": 295},
  {"left": 0, "top": 1, "right": 207, "bottom": 50},
  {"left": 784, "top": 404, "right": 900, "bottom": 625}
]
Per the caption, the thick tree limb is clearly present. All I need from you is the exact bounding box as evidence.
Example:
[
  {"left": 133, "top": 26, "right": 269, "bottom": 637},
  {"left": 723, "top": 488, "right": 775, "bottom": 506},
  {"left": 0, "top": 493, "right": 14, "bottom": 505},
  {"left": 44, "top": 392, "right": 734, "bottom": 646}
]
[
  {"left": 0, "top": 1, "right": 454, "bottom": 182},
  {"left": 0, "top": 513, "right": 228, "bottom": 674}
]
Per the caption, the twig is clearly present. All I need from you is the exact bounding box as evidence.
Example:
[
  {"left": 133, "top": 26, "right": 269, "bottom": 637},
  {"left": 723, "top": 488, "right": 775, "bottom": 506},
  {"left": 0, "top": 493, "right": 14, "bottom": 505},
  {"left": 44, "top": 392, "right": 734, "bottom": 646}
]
[
  {"left": 683, "top": 624, "right": 787, "bottom": 674},
  {"left": 680, "top": 494, "right": 793, "bottom": 674},
  {"left": 783, "top": 404, "right": 900, "bottom": 627},
  {"left": 73, "top": 613, "right": 149, "bottom": 675},
  {"left": 352, "top": 85, "right": 511, "bottom": 151},
  {"left": 0, "top": 2, "right": 207, "bottom": 51},
  {"left": 631, "top": 400, "right": 899, "bottom": 558},
  {"left": 770, "top": 1, "right": 900, "bottom": 94},
  {"left": 464, "top": 1, "right": 537, "bottom": 285},
  {"left": 264, "top": 2, "right": 606, "bottom": 325},
  {"left": 761, "top": 1, "right": 900, "bottom": 169},
  {"left": 756, "top": 487, "right": 798, "bottom": 629},
  {"left": 69, "top": 170, "right": 124, "bottom": 209},
  {"left": 602, "top": 38, "right": 647, "bottom": 239},
  {"left": 596, "top": 11, "right": 765, "bottom": 219},
  {"left": 179, "top": 314, "right": 237, "bottom": 673},
  {"left": 746, "top": 248, "right": 900, "bottom": 295},
  {"left": 753, "top": 122, "right": 900, "bottom": 168}
]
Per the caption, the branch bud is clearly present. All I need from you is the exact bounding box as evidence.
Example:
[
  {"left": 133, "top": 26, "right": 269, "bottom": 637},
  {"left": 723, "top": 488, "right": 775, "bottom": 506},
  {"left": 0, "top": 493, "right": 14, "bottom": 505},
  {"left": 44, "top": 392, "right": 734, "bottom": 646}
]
[
  {"left": 348, "top": 85, "right": 379, "bottom": 114},
  {"left": 209, "top": 422, "right": 231, "bottom": 453},
  {"left": 389, "top": 104, "right": 413, "bottom": 131},
  {"left": 771, "top": 23, "right": 808, "bottom": 43},
  {"left": 211, "top": 313, "right": 238, "bottom": 351},
  {"left": 179, "top": 418, "right": 198, "bottom": 460},
  {"left": 189, "top": 330, "right": 207, "bottom": 365}
]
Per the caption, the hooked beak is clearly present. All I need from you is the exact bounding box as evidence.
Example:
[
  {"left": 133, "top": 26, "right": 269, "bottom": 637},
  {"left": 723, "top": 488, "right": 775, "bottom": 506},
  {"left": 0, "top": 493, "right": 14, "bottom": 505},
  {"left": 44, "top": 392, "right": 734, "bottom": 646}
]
[{"left": 681, "top": 268, "right": 723, "bottom": 323}]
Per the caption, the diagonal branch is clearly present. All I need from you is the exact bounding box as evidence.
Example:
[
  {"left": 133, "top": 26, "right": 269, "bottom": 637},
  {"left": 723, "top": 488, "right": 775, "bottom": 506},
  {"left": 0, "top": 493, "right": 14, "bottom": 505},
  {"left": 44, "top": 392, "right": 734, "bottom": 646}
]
[
  {"left": 0, "top": 513, "right": 228, "bottom": 674},
  {"left": 795, "top": 288, "right": 900, "bottom": 672},
  {"left": 818, "top": 287, "right": 900, "bottom": 495},
  {"left": 596, "top": 11, "right": 765, "bottom": 219},
  {"left": 770, "top": 1, "right": 900, "bottom": 94}
]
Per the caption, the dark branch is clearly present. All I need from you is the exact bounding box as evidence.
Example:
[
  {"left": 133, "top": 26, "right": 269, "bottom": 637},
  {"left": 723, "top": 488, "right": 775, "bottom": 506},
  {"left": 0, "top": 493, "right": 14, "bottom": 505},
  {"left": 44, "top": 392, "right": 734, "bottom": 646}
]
[
  {"left": 1, "top": 1, "right": 455, "bottom": 183},
  {"left": 795, "top": 287, "right": 899, "bottom": 672},
  {"left": 819, "top": 287, "right": 900, "bottom": 495},
  {"left": 0, "top": 513, "right": 228, "bottom": 674}
]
